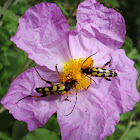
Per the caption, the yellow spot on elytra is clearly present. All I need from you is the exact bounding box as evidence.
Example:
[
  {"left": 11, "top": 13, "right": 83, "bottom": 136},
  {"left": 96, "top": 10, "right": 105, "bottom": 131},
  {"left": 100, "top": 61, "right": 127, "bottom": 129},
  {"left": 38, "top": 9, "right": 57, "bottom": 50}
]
[
  {"left": 44, "top": 88, "right": 49, "bottom": 92},
  {"left": 39, "top": 89, "right": 42, "bottom": 92},
  {"left": 52, "top": 86, "right": 57, "bottom": 91},
  {"left": 61, "top": 58, "right": 92, "bottom": 91},
  {"left": 44, "top": 104, "right": 46, "bottom": 106},
  {"left": 58, "top": 85, "right": 65, "bottom": 91}
]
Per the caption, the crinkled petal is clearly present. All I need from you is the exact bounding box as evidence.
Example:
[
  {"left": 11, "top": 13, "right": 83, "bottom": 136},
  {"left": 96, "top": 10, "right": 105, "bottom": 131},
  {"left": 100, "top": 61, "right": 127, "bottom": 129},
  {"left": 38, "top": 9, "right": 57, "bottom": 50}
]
[
  {"left": 109, "top": 49, "right": 140, "bottom": 113},
  {"left": 57, "top": 91, "right": 120, "bottom": 140},
  {"left": 1, "top": 66, "right": 61, "bottom": 131},
  {"left": 11, "top": 3, "right": 71, "bottom": 70},
  {"left": 57, "top": 49, "right": 139, "bottom": 140},
  {"left": 69, "top": 0, "right": 126, "bottom": 59},
  {"left": 85, "top": 49, "right": 139, "bottom": 114}
]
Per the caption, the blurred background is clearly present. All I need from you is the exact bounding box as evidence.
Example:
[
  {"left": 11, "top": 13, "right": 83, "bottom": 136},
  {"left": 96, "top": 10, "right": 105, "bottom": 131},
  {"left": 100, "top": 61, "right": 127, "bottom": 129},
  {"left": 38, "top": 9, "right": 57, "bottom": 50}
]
[{"left": 0, "top": 0, "right": 140, "bottom": 140}]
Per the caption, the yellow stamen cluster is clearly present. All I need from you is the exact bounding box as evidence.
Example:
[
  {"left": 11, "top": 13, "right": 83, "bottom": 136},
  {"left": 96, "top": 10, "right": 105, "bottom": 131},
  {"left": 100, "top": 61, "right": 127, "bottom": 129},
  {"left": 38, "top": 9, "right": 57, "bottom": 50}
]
[{"left": 61, "top": 58, "right": 91, "bottom": 91}]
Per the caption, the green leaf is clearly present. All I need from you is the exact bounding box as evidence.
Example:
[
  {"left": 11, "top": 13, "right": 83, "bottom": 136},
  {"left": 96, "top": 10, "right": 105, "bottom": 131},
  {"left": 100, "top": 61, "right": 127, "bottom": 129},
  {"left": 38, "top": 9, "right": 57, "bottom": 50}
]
[
  {"left": 0, "top": 6, "right": 20, "bottom": 22},
  {"left": 116, "top": 124, "right": 127, "bottom": 131},
  {"left": 135, "top": 101, "right": 140, "bottom": 113},
  {"left": 100, "top": 0, "right": 120, "bottom": 8},
  {"left": 0, "top": 131, "right": 13, "bottom": 140},
  {"left": 0, "top": 88, "right": 8, "bottom": 99},
  {"left": 120, "top": 112, "right": 131, "bottom": 121},
  {"left": 57, "top": 2, "right": 69, "bottom": 16},
  {"left": 121, "top": 36, "right": 133, "bottom": 55},
  {"left": 12, "top": 121, "right": 28, "bottom": 140},
  {"left": 127, "top": 48, "right": 140, "bottom": 60},
  {"left": 70, "top": 26, "right": 75, "bottom": 31},
  {"left": 43, "top": 115, "right": 61, "bottom": 136},
  {"left": 2, "top": 16, "right": 18, "bottom": 34},
  {"left": 0, "top": 26, "right": 10, "bottom": 41},
  {"left": 124, "top": 126, "right": 140, "bottom": 139},
  {"left": 0, "top": 62, "right": 3, "bottom": 70},
  {"left": 21, "top": 128, "right": 60, "bottom": 140}
]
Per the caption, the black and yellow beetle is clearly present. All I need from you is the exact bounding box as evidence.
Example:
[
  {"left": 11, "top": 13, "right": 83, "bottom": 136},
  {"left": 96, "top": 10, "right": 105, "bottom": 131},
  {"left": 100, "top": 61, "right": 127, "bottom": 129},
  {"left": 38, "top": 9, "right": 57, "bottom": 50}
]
[{"left": 81, "top": 53, "right": 117, "bottom": 81}]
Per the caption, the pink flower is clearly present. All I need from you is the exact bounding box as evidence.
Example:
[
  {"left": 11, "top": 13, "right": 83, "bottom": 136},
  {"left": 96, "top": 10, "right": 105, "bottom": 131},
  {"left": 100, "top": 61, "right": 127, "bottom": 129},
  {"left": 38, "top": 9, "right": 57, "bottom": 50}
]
[{"left": 1, "top": 0, "right": 139, "bottom": 140}]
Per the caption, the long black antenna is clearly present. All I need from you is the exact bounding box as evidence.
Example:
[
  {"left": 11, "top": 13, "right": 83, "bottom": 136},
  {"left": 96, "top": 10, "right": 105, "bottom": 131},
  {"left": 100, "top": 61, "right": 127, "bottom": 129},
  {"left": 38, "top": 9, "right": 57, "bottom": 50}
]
[
  {"left": 34, "top": 66, "right": 43, "bottom": 80},
  {"left": 16, "top": 95, "right": 32, "bottom": 104},
  {"left": 34, "top": 66, "right": 53, "bottom": 85},
  {"left": 16, "top": 95, "right": 41, "bottom": 104},
  {"left": 81, "top": 51, "right": 98, "bottom": 69},
  {"left": 17, "top": 67, "right": 48, "bottom": 104},
  {"left": 65, "top": 93, "right": 77, "bottom": 116}
]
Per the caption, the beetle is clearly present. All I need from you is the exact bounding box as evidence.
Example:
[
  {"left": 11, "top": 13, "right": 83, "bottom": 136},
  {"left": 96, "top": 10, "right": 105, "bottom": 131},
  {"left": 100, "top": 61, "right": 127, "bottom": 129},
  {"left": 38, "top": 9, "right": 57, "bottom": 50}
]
[
  {"left": 17, "top": 66, "right": 78, "bottom": 116},
  {"left": 81, "top": 53, "right": 117, "bottom": 82}
]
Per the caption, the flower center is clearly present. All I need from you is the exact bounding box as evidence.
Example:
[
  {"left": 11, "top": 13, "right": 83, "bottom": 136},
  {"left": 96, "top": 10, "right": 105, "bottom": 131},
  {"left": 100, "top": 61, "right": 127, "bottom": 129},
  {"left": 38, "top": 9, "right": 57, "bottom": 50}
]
[{"left": 61, "top": 58, "right": 93, "bottom": 92}]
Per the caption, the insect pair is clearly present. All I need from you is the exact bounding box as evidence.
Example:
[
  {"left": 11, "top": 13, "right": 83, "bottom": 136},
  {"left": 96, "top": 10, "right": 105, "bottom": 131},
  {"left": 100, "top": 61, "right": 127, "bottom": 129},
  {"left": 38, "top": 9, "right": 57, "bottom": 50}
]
[{"left": 17, "top": 53, "right": 117, "bottom": 116}]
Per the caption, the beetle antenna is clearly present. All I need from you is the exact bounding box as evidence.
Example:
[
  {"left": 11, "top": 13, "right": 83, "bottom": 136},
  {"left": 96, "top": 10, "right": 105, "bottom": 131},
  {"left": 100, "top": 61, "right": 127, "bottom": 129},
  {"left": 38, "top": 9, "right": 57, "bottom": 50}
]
[
  {"left": 16, "top": 95, "right": 31, "bottom": 104},
  {"left": 65, "top": 93, "right": 77, "bottom": 116},
  {"left": 34, "top": 66, "right": 42, "bottom": 79},
  {"left": 81, "top": 51, "right": 98, "bottom": 69},
  {"left": 16, "top": 95, "right": 41, "bottom": 104}
]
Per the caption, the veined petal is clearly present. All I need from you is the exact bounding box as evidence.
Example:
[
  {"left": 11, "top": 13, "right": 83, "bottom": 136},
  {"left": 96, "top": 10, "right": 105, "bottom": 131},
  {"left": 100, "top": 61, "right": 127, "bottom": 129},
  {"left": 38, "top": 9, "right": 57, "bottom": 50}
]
[
  {"left": 2, "top": 0, "right": 139, "bottom": 139},
  {"left": 57, "top": 91, "right": 120, "bottom": 140},
  {"left": 1, "top": 66, "right": 61, "bottom": 131},
  {"left": 69, "top": 0, "right": 126, "bottom": 59},
  {"left": 11, "top": 3, "right": 71, "bottom": 70},
  {"left": 109, "top": 49, "right": 139, "bottom": 113},
  {"left": 57, "top": 49, "right": 139, "bottom": 140}
]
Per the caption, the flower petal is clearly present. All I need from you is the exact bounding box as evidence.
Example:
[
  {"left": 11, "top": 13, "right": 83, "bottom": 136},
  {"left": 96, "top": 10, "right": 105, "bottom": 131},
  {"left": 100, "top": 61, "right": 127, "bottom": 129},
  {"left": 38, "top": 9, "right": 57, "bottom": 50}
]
[
  {"left": 84, "top": 49, "right": 139, "bottom": 114},
  {"left": 11, "top": 3, "right": 71, "bottom": 70},
  {"left": 57, "top": 49, "right": 139, "bottom": 140},
  {"left": 69, "top": 0, "right": 126, "bottom": 59},
  {"left": 57, "top": 91, "right": 120, "bottom": 140},
  {"left": 110, "top": 49, "right": 140, "bottom": 113},
  {"left": 1, "top": 66, "right": 61, "bottom": 131}
]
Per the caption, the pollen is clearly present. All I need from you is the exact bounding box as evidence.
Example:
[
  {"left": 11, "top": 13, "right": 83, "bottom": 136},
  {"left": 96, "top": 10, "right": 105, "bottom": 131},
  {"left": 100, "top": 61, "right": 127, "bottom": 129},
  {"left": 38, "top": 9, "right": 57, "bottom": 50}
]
[{"left": 61, "top": 58, "right": 92, "bottom": 91}]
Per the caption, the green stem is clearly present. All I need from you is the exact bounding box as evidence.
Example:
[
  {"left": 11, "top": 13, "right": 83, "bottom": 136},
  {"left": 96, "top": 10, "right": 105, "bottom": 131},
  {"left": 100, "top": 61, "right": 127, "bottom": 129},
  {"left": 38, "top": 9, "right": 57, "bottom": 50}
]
[{"left": 119, "top": 112, "right": 135, "bottom": 140}]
